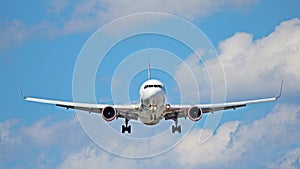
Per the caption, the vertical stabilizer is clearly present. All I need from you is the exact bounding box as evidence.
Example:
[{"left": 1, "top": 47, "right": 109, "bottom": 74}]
[{"left": 148, "top": 61, "right": 151, "bottom": 80}]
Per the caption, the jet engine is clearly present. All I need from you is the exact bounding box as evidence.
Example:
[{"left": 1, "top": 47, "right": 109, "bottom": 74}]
[
  {"left": 187, "top": 106, "right": 203, "bottom": 121},
  {"left": 102, "top": 106, "right": 117, "bottom": 121}
]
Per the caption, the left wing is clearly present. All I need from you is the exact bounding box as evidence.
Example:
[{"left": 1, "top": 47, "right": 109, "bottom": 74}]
[
  {"left": 21, "top": 91, "right": 140, "bottom": 120},
  {"left": 164, "top": 81, "right": 283, "bottom": 120},
  {"left": 164, "top": 96, "right": 280, "bottom": 120}
]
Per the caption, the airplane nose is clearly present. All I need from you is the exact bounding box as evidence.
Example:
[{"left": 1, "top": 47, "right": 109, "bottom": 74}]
[{"left": 148, "top": 89, "right": 165, "bottom": 105}]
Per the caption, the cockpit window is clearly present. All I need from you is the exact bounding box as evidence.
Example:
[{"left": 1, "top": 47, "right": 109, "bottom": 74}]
[{"left": 144, "top": 84, "right": 163, "bottom": 89}]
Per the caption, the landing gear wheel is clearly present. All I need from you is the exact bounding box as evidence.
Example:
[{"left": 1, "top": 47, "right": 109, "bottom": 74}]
[
  {"left": 128, "top": 125, "right": 131, "bottom": 133},
  {"left": 171, "top": 119, "right": 181, "bottom": 133},
  {"left": 121, "top": 118, "right": 131, "bottom": 134},
  {"left": 172, "top": 125, "right": 181, "bottom": 133},
  {"left": 122, "top": 125, "right": 131, "bottom": 133}
]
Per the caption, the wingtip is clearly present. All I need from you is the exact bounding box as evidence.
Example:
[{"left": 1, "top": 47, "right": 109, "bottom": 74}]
[
  {"left": 20, "top": 88, "right": 27, "bottom": 99},
  {"left": 276, "top": 80, "right": 283, "bottom": 99}
]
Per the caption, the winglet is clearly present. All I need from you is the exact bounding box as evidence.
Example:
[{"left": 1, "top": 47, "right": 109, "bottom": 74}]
[
  {"left": 20, "top": 88, "right": 27, "bottom": 99},
  {"left": 148, "top": 61, "right": 151, "bottom": 80},
  {"left": 276, "top": 80, "right": 283, "bottom": 100}
]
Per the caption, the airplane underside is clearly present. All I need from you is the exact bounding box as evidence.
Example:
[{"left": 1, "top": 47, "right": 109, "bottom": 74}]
[{"left": 121, "top": 104, "right": 183, "bottom": 134}]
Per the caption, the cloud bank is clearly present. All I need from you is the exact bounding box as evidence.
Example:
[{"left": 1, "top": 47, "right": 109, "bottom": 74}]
[
  {"left": 1, "top": 103, "right": 298, "bottom": 169},
  {"left": 175, "top": 18, "right": 300, "bottom": 101},
  {"left": 219, "top": 18, "right": 300, "bottom": 98},
  {"left": 55, "top": 104, "right": 300, "bottom": 169},
  {"left": 174, "top": 104, "right": 300, "bottom": 169}
]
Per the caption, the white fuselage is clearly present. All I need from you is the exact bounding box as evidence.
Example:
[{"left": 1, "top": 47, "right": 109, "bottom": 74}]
[{"left": 139, "top": 79, "right": 166, "bottom": 125}]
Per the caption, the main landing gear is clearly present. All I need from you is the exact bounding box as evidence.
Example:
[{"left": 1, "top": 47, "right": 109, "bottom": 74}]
[
  {"left": 172, "top": 118, "right": 181, "bottom": 134},
  {"left": 122, "top": 118, "right": 131, "bottom": 134}
]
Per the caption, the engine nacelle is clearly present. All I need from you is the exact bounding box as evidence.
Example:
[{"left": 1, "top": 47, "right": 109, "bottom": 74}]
[
  {"left": 102, "top": 106, "right": 116, "bottom": 121},
  {"left": 187, "top": 106, "right": 203, "bottom": 121}
]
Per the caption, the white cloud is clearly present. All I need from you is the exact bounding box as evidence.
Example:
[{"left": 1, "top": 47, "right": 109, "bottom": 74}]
[
  {"left": 0, "top": 115, "right": 94, "bottom": 169},
  {"left": 174, "top": 49, "right": 227, "bottom": 102},
  {"left": 174, "top": 121, "right": 241, "bottom": 167},
  {"left": 48, "top": 0, "right": 72, "bottom": 15},
  {"left": 173, "top": 104, "right": 300, "bottom": 169},
  {"left": 175, "top": 18, "right": 300, "bottom": 100},
  {"left": 56, "top": 146, "right": 139, "bottom": 169},
  {"left": 56, "top": 147, "right": 107, "bottom": 169},
  {"left": 120, "top": 0, "right": 256, "bottom": 19},
  {"left": 52, "top": 103, "right": 300, "bottom": 169},
  {"left": 173, "top": 50, "right": 209, "bottom": 103},
  {"left": 1, "top": 0, "right": 257, "bottom": 50},
  {"left": 0, "top": 19, "right": 55, "bottom": 50},
  {"left": 1, "top": 103, "right": 299, "bottom": 169},
  {"left": 0, "top": 119, "right": 23, "bottom": 165},
  {"left": 272, "top": 148, "right": 300, "bottom": 169},
  {"left": 53, "top": 0, "right": 257, "bottom": 35},
  {"left": 0, "top": 119, "right": 20, "bottom": 144},
  {"left": 219, "top": 18, "right": 300, "bottom": 97},
  {"left": 21, "top": 115, "right": 88, "bottom": 148},
  {"left": 0, "top": 20, "right": 27, "bottom": 50}
]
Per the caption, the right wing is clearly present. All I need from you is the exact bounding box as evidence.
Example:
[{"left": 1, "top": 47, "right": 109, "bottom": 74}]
[{"left": 21, "top": 91, "right": 140, "bottom": 120}]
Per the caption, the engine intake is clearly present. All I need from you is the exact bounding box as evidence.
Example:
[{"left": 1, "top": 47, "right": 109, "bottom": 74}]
[
  {"left": 102, "top": 106, "right": 116, "bottom": 121},
  {"left": 187, "top": 106, "right": 203, "bottom": 121}
]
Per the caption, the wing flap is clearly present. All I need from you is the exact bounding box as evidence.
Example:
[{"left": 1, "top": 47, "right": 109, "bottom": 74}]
[{"left": 55, "top": 104, "right": 102, "bottom": 113}]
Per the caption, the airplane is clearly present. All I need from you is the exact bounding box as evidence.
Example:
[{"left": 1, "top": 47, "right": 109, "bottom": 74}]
[{"left": 22, "top": 63, "right": 283, "bottom": 134}]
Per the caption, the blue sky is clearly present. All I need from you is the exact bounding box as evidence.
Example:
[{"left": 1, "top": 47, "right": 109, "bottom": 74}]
[{"left": 1, "top": 0, "right": 300, "bottom": 168}]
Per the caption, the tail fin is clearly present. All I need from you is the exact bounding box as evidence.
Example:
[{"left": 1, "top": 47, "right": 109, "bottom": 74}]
[{"left": 148, "top": 61, "right": 151, "bottom": 80}]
